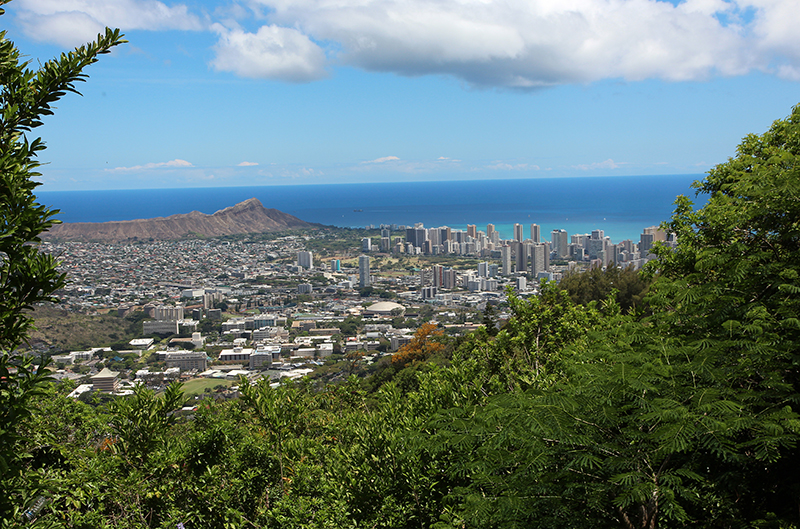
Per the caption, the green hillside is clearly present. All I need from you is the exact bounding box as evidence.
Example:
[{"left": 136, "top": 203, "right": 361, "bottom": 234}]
[{"left": 27, "top": 305, "right": 145, "bottom": 352}]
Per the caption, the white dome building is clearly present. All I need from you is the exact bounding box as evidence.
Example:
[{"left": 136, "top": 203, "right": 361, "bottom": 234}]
[{"left": 364, "top": 301, "right": 405, "bottom": 317}]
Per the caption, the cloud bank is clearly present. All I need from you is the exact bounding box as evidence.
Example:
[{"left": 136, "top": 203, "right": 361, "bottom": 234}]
[{"left": 13, "top": 0, "right": 800, "bottom": 86}]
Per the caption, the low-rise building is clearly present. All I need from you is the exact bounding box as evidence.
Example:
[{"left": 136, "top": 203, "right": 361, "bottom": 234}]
[
  {"left": 219, "top": 347, "right": 253, "bottom": 363},
  {"left": 91, "top": 368, "right": 119, "bottom": 393},
  {"left": 250, "top": 346, "right": 277, "bottom": 370},
  {"left": 165, "top": 351, "right": 208, "bottom": 372},
  {"left": 143, "top": 320, "right": 179, "bottom": 335},
  {"left": 391, "top": 335, "right": 414, "bottom": 351}
]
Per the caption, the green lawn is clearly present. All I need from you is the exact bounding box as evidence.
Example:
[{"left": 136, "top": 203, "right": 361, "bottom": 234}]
[{"left": 181, "top": 378, "right": 234, "bottom": 399}]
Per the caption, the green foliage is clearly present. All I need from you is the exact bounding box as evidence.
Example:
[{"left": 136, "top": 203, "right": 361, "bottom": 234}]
[
  {"left": 0, "top": 21, "right": 124, "bottom": 353},
  {"left": 0, "top": 7, "right": 124, "bottom": 523},
  {"left": 465, "top": 283, "right": 603, "bottom": 392},
  {"left": 428, "top": 104, "right": 800, "bottom": 528},
  {"left": 644, "top": 103, "right": 800, "bottom": 524},
  {"left": 0, "top": 354, "right": 54, "bottom": 519},
  {"left": 108, "top": 381, "right": 184, "bottom": 460},
  {"left": 559, "top": 264, "right": 651, "bottom": 314},
  {"left": 336, "top": 315, "right": 362, "bottom": 336}
]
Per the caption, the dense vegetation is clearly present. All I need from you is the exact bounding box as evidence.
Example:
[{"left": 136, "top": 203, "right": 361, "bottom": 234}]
[{"left": 3, "top": 5, "right": 800, "bottom": 527}]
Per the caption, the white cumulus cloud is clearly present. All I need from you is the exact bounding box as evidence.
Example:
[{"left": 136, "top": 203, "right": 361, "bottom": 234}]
[
  {"left": 15, "top": 0, "right": 204, "bottom": 47},
  {"left": 362, "top": 156, "right": 400, "bottom": 164},
  {"left": 107, "top": 159, "right": 194, "bottom": 172},
  {"left": 573, "top": 158, "right": 620, "bottom": 171},
  {"left": 210, "top": 24, "right": 328, "bottom": 82},
  {"left": 486, "top": 162, "right": 537, "bottom": 170},
  {"left": 237, "top": 161, "right": 259, "bottom": 166}
]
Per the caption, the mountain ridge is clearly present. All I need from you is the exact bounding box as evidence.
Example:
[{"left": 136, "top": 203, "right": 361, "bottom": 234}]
[{"left": 42, "top": 198, "right": 318, "bottom": 241}]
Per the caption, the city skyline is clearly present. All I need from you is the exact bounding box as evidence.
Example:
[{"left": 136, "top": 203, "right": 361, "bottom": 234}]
[{"left": 5, "top": 0, "right": 800, "bottom": 191}]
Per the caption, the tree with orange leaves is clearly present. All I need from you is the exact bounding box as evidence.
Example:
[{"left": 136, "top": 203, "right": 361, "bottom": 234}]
[{"left": 391, "top": 322, "right": 445, "bottom": 366}]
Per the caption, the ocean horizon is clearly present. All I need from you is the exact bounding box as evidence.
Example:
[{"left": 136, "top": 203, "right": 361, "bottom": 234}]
[{"left": 37, "top": 174, "right": 706, "bottom": 243}]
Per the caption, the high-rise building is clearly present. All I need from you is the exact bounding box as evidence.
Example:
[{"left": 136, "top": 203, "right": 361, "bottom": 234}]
[
  {"left": 297, "top": 251, "right": 313, "bottom": 269},
  {"left": 358, "top": 255, "right": 370, "bottom": 287},
  {"left": 640, "top": 226, "right": 666, "bottom": 258},
  {"left": 513, "top": 223, "right": 524, "bottom": 242},
  {"left": 362, "top": 237, "right": 372, "bottom": 252},
  {"left": 442, "top": 268, "right": 457, "bottom": 289},
  {"left": 330, "top": 259, "right": 340, "bottom": 272},
  {"left": 477, "top": 261, "right": 489, "bottom": 277},
  {"left": 551, "top": 229, "right": 568, "bottom": 259},
  {"left": 572, "top": 233, "right": 590, "bottom": 249},
  {"left": 432, "top": 265, "right": 444, "bottom": 288},
  {"left": 515, "top": 242, "right": 527, "bottom": 272},
  {"left": 487, "top": 224, "right": 495, "bottom": 240},
  {"left": 542, "top": 241, "right": 551, "bottom": 270},
  {"left": 501, "top": 244, "right": 512, "bottom": 276},
  {"left": 587, "top": 238, "right": 602, "bottom": 259},
  {"left": 430, "top": 228, "right": 442, "bottom": 246},
  {"left": 619, "top": 239, "right": 634, "bottom": 253},
  {"left": 406, "top": 226, "right": 427, "bottom": 250},
  {"left": 530, "top": 223, "right": 541, "bottom": 243},
  {"left": 531, "top": 243, "right": 546, "bottom": 277},
  {"left": 467, "top": 224, "right": 477, "bottom": 238}
]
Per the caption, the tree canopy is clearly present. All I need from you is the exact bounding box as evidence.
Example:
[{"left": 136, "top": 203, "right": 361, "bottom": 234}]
[{"left": 0, "top": 3, "right": 124, "bottom": 522}]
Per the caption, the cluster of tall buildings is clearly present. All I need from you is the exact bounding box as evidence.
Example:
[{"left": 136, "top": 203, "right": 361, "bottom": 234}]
[
  {"left": 298, "top": 223, "right": 672, "bottom": 295},
  {"left": 378, "top": 222, "right": 671, "bottom": 274}
]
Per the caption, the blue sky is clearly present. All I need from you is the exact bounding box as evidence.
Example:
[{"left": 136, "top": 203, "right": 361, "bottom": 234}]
[{"left": 5, "top": 0, "right": 800, "bottom": 191}]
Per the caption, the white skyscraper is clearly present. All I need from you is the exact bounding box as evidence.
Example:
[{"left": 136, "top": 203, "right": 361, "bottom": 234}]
[
  {"left": 297, "top": 251, "right": 313, "bottom": 269},
  {"left": 551, "top": 229, "right": 568, "bottom": 259},
  {"left": 501, "top": 244, "right": 512, "bottom": 276},
  {"left": 531, "top": 243, "right": 547, "bottom": 277},
  {"left": 358, "top": 255, "right": 370, "bottom": 287}
]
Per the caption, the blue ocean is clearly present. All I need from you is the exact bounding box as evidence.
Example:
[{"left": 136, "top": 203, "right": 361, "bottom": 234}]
[{"left": 37, "top": 175, "right": 705, "bottom": 243}]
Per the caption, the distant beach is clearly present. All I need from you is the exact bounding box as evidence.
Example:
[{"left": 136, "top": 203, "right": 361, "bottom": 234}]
[{"left": 38, "top": 175, "right": 704, "bottom": 243}]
